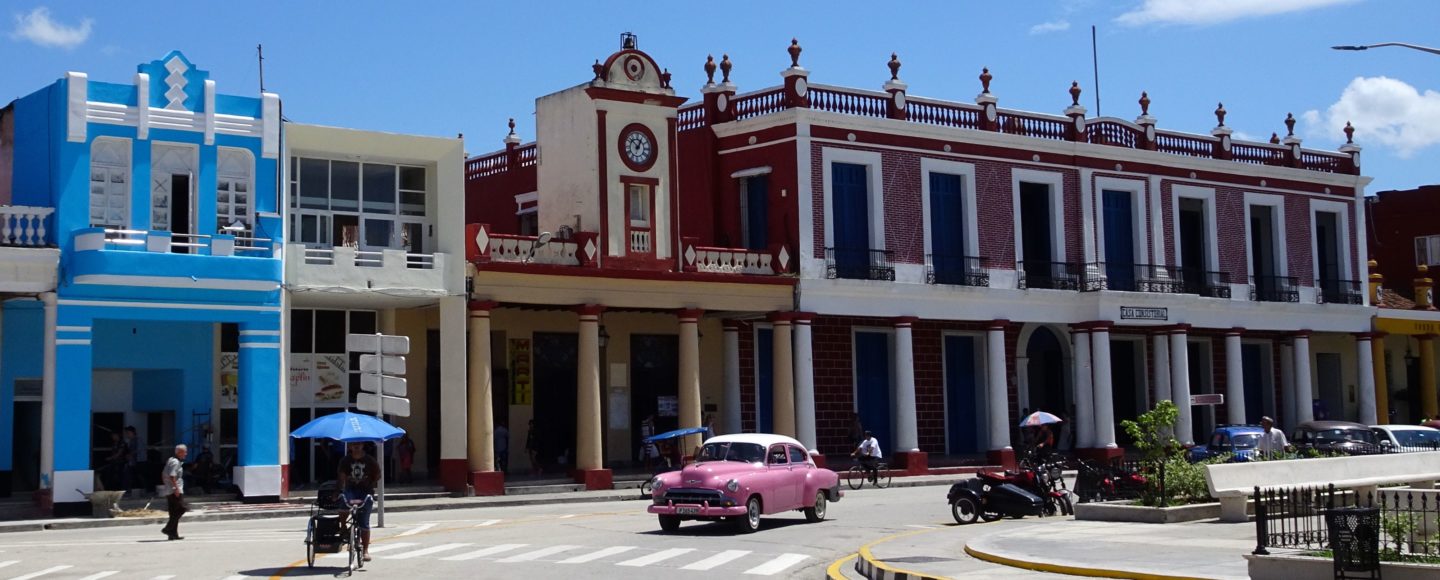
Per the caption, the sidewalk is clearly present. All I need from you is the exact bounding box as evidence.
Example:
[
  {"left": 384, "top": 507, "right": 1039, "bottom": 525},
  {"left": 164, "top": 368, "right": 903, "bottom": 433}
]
[
  {"left": 863, "top": 518, "right": 1254, "bottom": 580},
  {"left": 0, "top": 472, "right": 965, "bottom": 533}
]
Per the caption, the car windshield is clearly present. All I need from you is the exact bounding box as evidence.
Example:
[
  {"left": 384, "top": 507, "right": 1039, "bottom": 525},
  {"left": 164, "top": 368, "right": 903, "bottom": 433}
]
[
  {"left": 1394, "top": 429, "right": 1440, "bottom": 449},
  {"left": 1230, "top": 434, "right": 1261, "bottom": 448},
  {"left": 695, "top": 442, "right": 765, "bottom": 463},
  {"left": 1314, "top": 428, "right": 1376, "bottom": 444}
]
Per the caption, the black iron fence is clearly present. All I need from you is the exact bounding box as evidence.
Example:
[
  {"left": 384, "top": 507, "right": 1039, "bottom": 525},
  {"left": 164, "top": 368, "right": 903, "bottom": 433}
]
[
  {"left": 1181, "top": 269, "right": 1233, "bottom": 298},
  {"left": 825, "top": 247, "right": 895, "bottom": 281},
  {"left": 1317, "top": 278, "right": 1364, "bottom": 305},
  {"left": 1079, "top": 263, "right": 1186, "bottom": 293},
  {"left": 1253, "top": 483, "right": 1440, "bottom": 562},
  {"left": 1018, "top": 260, "right": 1080, "bottom": 290},
  {"left": 1073, "top": 457, "right": 1163, "bottom": 505},
  {"left": 925, "top": 254, "right": 989, "bottom": 287},
  {"left": 1250, "top": 275, "right": 1300, "bottom": 303}
]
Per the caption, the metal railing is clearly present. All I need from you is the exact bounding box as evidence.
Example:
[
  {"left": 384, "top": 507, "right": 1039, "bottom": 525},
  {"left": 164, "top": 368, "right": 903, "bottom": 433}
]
[
  {"left": 825, "top": 247, "right": 895, "bottom": 281},
  {"left": 1253, "top": 484, "right": 1440, "bottom": 561},
  {"left": 1316, "top": 278, "right": 1364, "bottom": 305},
  {"left": 1181, "top": 269, "right": 1233, "bottom": 298},
  {"left": 1080, "top": 262, "right": 1185, "bottom": 293},
  {"left": 925, "top": 254, "right": 989, "bottom": 287},
  {"left": 1018, "top": 260, "right": 1080, "bottom": 290},
  {"left": 1250, "top": 275, "right": 1300, "bottom": 303}
]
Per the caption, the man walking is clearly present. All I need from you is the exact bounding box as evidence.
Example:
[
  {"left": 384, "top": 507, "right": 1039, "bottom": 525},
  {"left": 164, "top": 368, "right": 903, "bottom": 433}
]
[
  {"left": 1258, "top": 416, "right": 1290, "bottom": 459},
  {"left": 161, "top": 444, "right": 188, "bottom": 540}
]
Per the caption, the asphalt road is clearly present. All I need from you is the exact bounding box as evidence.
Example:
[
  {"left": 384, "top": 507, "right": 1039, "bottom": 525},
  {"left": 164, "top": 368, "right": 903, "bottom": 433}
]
[{"left": 0, "top": 485, "right": 1068, "bottom": 579}]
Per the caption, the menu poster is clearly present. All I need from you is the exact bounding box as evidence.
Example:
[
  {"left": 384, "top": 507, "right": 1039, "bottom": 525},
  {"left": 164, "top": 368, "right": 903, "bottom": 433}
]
[
  {"left": 313, "top": 355, "right": 349, "bottom": 407},
  {"left": 218, "top": 353, "right": 239, "bottom": 409},
  {"left": 510, "top": 339, "right": 532, "bottom": 405},
  {"left": 658, "top": 395, "right": 678, "bottom": 418},
  {"left": 289, "top": 354, "right": 315, "bottom": 405}
]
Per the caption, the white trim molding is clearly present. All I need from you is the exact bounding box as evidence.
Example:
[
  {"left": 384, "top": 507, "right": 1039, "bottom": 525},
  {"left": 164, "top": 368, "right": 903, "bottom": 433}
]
[
  {"left": 1243, "top": 191, "right": 1290, "bottom": 279},
  {"left": 919, "top": 158, "right": 980, "bottom": 263},
  {"left": 72, "top": 274, "right": 280, "bottom": 292},
  {"left": 1309, "top": 198, "right": 1354, "bottom": 284},
  {"left": 731, "top": 166, "right": 773, "bottom": 179},
  {"left": 1010, "top": 168, "right": 1067, "bottom": 265},
  {"left": 820, "top": 147, "right": 886, "bottom": 252}
]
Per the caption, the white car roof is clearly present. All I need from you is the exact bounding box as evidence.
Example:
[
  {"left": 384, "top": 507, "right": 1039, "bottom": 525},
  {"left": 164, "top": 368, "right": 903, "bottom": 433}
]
[
  {"left": 1371, "top": 425, "right": 1440, "bottom": 432},
  {"left": 704, "top": 433, "right": 806, "bottom": 449}
]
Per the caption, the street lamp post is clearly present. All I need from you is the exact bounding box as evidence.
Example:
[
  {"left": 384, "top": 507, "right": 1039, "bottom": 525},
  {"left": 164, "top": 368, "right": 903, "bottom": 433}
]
[{"left": 1333, "top": 42, "right": 1440, "bottom": 57}]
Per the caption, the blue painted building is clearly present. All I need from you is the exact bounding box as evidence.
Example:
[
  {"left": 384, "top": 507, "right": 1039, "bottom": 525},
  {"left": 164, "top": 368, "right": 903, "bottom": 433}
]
[{"left": 0, "top": 51, "right": 285, "bottom": 513}]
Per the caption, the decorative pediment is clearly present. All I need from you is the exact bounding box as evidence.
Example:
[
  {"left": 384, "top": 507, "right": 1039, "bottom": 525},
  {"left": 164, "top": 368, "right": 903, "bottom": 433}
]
[
  {"left": 593, "top": 34, "right": 674, "bottom": 96},
  {"left": 137, "top": 50, "right": 210, "bottom": 112}
]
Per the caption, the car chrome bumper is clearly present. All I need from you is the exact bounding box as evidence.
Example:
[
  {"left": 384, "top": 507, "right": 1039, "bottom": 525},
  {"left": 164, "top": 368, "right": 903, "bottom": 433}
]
[{"left": 648, "top": 504, "right": 748, "bottom": 517}]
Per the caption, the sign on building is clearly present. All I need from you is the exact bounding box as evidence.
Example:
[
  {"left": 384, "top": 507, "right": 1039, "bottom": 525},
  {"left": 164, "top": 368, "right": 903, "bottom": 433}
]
[
  {"left": 1120, "top": 306, "right": 1169, "bottom": 321},
  {"left": 1190, "top": 394, "right": 1224, "bottom": 406},
  {"left": 509, "top": 338, "right": 533, "bottom": 405}
]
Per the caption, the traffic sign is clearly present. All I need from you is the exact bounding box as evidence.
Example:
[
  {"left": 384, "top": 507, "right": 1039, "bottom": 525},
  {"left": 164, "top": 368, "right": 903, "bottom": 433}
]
[
  {"left": 347, "top": 334, "right": 410, "bottom": 355},
  {"left": 359, "top": 354, "right": 406, "bottom": 375},
  {"left": 357, "top": 393, "right": 411, "bottom": 417},
  {"left": 1190, "top": 394, "right": 1224, "bottom": 406},
  {"left": 360, "top": 373, "right": 408, "bottom": 397}
]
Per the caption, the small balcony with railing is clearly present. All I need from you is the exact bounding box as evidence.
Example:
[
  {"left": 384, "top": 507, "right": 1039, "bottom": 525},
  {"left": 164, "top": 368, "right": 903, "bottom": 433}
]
[
  {"left": 1079, "top": 263, "right": 1185, "bottom": 293},
  {"left": 1018, "top": 260, "right": 1080, "bottom": 290},
  {"left": 1249, "top": 275, "right": 1300, "bottom": 303},
  {"left": 285, "top": 242, "right": 453, "bottom": 299},
  {"left": 1179, "top": 269, "right": 1233, "bottom": 298},
  {"left": 681, "top": 237, "right": 792, "bottom": 276},
  {"left": 1315, "top": 278, "right": 1364, "bottom": 305},
  {"left": 1, "top": 205, "right": 60, "bottom": 293},
  {"left": 468, "top": 223, "right": 599, "bottom": 269},
  {"left": 925, "top": 254, "right": 989, "bottom": 287},
  {"left": 825, "top": 248, "right": 895, "bottom": 281},
  {"left": 69, "top": 219, "right": 282, "bottom": 299}
]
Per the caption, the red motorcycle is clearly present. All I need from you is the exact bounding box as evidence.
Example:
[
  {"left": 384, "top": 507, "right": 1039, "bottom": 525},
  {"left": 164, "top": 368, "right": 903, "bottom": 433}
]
[
  {"left": 1075, "top": 459, "right": 1147, "bottom": 503},
  {"left": 974, "top": 460, "right": 1073, "bottom": 517}
]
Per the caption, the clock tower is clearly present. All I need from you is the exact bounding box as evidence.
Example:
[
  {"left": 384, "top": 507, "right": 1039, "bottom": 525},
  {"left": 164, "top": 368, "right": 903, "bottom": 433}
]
[{"left": 533, "top": 33, "right": 688, "bottom": 267}]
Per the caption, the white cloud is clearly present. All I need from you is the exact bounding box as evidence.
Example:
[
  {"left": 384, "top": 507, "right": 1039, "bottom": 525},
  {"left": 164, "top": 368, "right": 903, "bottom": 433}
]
[
  {"left": 1232, "top": 131, "right": 1259, "bottom": 142},
  {"left": 1301, "top": 76, "right": 1440, "bottom": 158},
  {"left": 11, "top": 7, "right": 92, "bottom": 49},
  {"left": 1030, "top": 20, "right": 1071, "bottom": 35},
  {"left": 1116, "top": 0, "right": 1357, "bottom": 26}
]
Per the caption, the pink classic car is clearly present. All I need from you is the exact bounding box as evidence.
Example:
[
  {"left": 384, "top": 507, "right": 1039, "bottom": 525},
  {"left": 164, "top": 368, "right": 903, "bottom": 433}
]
[{"left": 646, "top": 433, "right": 842, "bottom": 533}]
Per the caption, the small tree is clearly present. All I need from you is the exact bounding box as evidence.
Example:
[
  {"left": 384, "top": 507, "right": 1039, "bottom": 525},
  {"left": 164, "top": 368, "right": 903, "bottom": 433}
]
[{"left": 1119, "top": 400, "right": 1182, "bottom": 506}]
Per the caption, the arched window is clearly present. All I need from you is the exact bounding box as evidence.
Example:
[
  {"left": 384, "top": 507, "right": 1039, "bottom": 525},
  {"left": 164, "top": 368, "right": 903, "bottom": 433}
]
[
  {"left": 216, "top": 147, "right": 254, "bottom": 231},
  {"left": 89, "top": 137, "right": 131, "bottom": 228}
]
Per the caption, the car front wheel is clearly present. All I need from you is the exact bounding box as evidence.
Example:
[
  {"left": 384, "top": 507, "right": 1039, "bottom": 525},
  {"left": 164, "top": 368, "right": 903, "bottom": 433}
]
[
  {"left": 804, "top": 491, "right": 827, "bottom": 522},
  {"left": 658, "top": 515, "right": 680, "bottom": 532},
  {"left": 736, "top": 496, "right": 762, "bottom": 533}
]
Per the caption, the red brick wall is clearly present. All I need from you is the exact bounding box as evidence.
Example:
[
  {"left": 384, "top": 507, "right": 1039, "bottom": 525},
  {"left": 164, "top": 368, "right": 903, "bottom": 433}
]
[
  {"left": 1368, "top": 186, "right": 1440, "bottom": 299},
  {"left": 739, "top": 321, "right": 757, "bottom": 432}
]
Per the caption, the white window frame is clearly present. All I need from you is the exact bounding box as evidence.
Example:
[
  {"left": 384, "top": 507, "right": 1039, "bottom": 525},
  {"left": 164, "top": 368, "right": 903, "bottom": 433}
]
[
  {"left": 920, "top": 158, "right": 979, "bottom": 261},
  {"left": 821, "top": 148, "right": 885, "bottom": 252},
  {"left": 1093, "top": 176, "right": 1149, "bottom": 265},
  {"left": 1243, "top": 191, "right": 1290, "bottom": 279},
  {"left": 150, "top": 141, "right": 200, "bottom": 233},
  {"left": 939, "top": 330, "right": 988, "bottom": 455},
  {"left": 1309, "top": 199, "right": 1354, "bottom": 282},
  {"left": 88, "top": 137, "right": 132, "bottom": 228},
  {"left": 1417, "top": 235, "right": 1440, "bottom": 267},
  {"left": 1170, "top": 185, "right": 1221, "bottom": 273},
  {"left": 216, "top": 146, "right": 254, "bottom": 232},
  {"left": 287, "top": 155, "right": 432, "bottom": 251},
  {"left": 1010, "top": 168, "right": 1067, "bottom": 265}
]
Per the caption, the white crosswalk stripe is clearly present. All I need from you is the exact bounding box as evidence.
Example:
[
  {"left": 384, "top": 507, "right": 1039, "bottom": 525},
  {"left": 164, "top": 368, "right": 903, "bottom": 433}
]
[
  {"left": 744, "top": 553, "right": 810, "bottom": 575},
  {"left": 0, "top": 562, "right": 17, "bottom": 571},
  {"left": 616, "top": 548, "right": 695, "bottom": 567},
  {"left": 324, "top": 542, "right": 418, "bottom": 559},
  {"left": 397, "top": 523, "right": 435, "bottom": 537},
  {"left": 11, "top": 566, "right": 72, "bottom": 580},
  {"left": 495, "top": 545, "right": 579, "bottom": 563},
  {"left": 150, "top": 576, "right": 175, "bottom": 580},
  {"left": 385, "top": 543, "right": 472, "bottom": 560},
  {"left": 557, "top": 546, "right": 637, "bottom": 564},
  {"left": 76, "top": 573, "right": 118, "bottom": 580},
  {"left": 439, "top": 544, "right": 529, "bottom": 561},
  {"left": 472, "top": 519, "right": 501, "bottom": 527},
  {"left": 681, "top": 549, "right": 752, "bottom": 571}
]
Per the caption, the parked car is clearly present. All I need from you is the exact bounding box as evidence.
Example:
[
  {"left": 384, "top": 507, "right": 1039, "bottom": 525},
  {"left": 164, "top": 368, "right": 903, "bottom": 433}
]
[
  {"left": 1187, "top": 425, "right": 1265, "bottom": 463},
  {"left": 646, "top": 434, "right": 842, "bottom": 533},
  {"left": 1370, "top": 424, "right": 1440, "bottom": 453},
  {"left": 1292, "top": 420, "right": 1383, "bottom": 456}
]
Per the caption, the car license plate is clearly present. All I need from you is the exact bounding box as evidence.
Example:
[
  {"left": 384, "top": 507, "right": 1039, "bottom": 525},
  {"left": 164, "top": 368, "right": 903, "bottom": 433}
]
[{"left": 676, "top": 506, "right": 700, "bottom": 515}]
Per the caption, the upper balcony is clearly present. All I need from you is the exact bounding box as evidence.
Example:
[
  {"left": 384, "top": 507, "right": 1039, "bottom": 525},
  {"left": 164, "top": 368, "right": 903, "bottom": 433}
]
[
  {"left": 0, "top": 205, "right": 60, "bottom": 293},
  {"left": 285, "top": 243, "right": 455, "bottom": 302},
  {"left": 68, "top": 222, "right": 281, "bottom": 302},
  {"left": 467, "top": 223, "right": 794, "bottom": 277}
]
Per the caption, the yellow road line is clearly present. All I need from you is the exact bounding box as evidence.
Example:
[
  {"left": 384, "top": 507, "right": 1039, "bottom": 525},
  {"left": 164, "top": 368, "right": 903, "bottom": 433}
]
[
  {"left": 848, "top": 526, "right": 951, "bottom": 580},
  {"left": 964, "top": 543, "right": 1216, "bottom": 580},
  {"left": 826, "top": 553, "right": 859, "bottom": 579}
]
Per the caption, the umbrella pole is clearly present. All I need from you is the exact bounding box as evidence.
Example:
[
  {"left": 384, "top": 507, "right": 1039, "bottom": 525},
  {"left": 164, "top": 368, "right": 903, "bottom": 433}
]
[{"left": 377, "top": 441, "right": 386, "bottom": 528}]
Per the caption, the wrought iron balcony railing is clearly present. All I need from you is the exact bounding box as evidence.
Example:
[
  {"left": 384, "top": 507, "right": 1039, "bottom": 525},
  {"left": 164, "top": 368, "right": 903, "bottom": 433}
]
[
  {"left": 1316, "top": 278, "right": 1364, "bottom": 305},
  {"left": 1018, "top": 260, "right": 1080, "bottom": 290},
  {"left": 1080, "top": 263, "right": 1186, "bottom": 293},
  {"left": 925, "top": 254, "right": 989, "bottom": 287},
  {"left": 1179, "top": 269, "right": 1232, "bottom": 298},
  {"left": 1249, "top": 274, "right": 1300, "bottom": 303},
  {"left": 825, "top": 247, "right": 895, "bottom": 281}
]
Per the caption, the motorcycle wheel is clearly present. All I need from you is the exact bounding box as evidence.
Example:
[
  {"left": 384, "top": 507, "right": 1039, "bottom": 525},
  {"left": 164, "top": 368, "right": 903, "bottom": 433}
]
[
  {"left": 1060, "top": 494, "right": 1074, "bottom": 516},
  {"left": 951, "top": 497, "right": 980, "bottom": 525}
]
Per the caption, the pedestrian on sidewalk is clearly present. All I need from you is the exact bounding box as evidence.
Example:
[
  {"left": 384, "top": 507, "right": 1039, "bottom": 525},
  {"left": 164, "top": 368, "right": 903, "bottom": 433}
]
[
  {"left": 123, "top": 426, "right": 143, "bottom": 494},
  {"left": 1257, "top": 416, "right": 1290, "bottom": 458},
  {"left": 160, "top": 444, "right": 188, "bottom": 540},
  {"left": 396, "top": 434, "right": 416, "bottom": 483},
  {"left": 526, "top": 419, "right": 542, "bottom": 476},
  {"left": 338, "top": 442, "right": 380, "bottom": 561},
  {"left": 493, "top": 422, "right": 510, "bottom": 473}
]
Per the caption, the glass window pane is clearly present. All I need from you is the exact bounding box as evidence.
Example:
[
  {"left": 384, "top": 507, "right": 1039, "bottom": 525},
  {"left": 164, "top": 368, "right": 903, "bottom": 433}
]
[
  {"left": 314, "top": 310, "right": 347, "bottom": 353},
  {"left": 363, "top": 164, "right": 397, "bottom": 213},
  {"left": 400, "top": 191, "right": 425, "bottom": 216},
  {"left": 330, "top": 161, "right": 359, "bottom": 211},
  {"left": 300, "top": 158, "right": 329, "bottom": 210},
  {"left": 399, "top": 166, "right": 426, "bottom": 191},
  {"left": 349, "top": 311, "right": 377, "bottom": 335},
  {"left": 301, "top": 215, "right": 318, "bottom": 243},
  {"left": 290, "top": 309, "right": 314, "bottom": 354},
  {"left": 365, "top": 219, "right": 393, "bottom": 248},
  {"left": 1430, "top": 237, "right": 1440, "bottom": 266},
  {"left": 402, "top": 222, "right": 424, "bottom": 253}
]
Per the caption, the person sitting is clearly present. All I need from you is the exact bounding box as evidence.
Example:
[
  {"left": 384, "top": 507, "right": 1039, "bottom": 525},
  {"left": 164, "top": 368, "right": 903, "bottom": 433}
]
[{"left": 851, "top": 430, "right": 883, "bottom": 483}]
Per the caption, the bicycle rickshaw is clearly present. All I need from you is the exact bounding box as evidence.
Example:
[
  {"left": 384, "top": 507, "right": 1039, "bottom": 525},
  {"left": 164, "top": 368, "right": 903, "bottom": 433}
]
[
  {"left": 638, "top": 426, "right": 710, "bottom": 498},
  {"left": 304, "top": 481, "right": 374, "bottom": 570}
]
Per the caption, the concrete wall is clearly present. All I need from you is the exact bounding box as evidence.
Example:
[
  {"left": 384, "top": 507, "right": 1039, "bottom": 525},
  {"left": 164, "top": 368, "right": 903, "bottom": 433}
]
[{"left": 535, "top": 85, "right": 599, "bottom": 237}]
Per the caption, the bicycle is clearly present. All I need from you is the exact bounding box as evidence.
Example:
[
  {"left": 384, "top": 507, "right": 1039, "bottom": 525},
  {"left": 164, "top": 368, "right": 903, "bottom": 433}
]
[{"left": 845, "top": 460, "right": 890, "bottom": 490}]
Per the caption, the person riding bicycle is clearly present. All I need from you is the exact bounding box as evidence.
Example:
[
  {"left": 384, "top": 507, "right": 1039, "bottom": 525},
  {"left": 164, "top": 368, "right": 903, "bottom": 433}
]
[
  {"left": 851, "top": 430, "right": 883, "bottom": 483},
  {"left": 337, "top": 442, "right": 380, "bottom": 562}
]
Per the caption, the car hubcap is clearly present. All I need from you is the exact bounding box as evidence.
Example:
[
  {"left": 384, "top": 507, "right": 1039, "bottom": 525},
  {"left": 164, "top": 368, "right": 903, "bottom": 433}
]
[
  {"left": 960, "top": 500, "right": 975, "bottom": 518},
  {"left": 815, "top": 494, "right": 826, "bottom": 518},
  {"left": 748, "top": 501, "right": 760, "bottom": 527}
]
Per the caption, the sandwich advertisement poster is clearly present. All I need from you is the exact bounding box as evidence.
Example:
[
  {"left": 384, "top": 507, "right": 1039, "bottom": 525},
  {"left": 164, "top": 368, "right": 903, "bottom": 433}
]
[{"left": 289, "top": 354, "right": 350, "bottom": 407}]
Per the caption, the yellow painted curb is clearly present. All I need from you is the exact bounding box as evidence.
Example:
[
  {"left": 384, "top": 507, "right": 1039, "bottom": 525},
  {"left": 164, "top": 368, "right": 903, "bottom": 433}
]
[
  {"left": 852, "top": 526, "right": 951, "bottom": 580},
  {"left": 827, "top": 553, "right": 859, "bottom": 579},
  {"left": 963, "top": 543, "right": 1216, "bottom": 580}
]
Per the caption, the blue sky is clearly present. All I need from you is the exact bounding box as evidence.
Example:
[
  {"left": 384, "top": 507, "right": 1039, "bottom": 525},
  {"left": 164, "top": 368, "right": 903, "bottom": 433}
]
[{"left": 4, "top": 0, "right": 1437, "bottom": 194}]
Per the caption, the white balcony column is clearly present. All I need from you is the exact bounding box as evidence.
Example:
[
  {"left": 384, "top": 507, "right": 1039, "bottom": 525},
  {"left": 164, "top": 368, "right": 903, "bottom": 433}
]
[
  {"left": 677, "top": 308, "right": 704, "bottom": 454},
  {"left": 986, "top": 320, "right": 1012, "bottom": 452},
  {"left": 1225, "top": 328, "right": 1247, "bottom": 426},
  {"left": 892, "top": 317, "right": 920, "bottom": 453},
  {"left": 1355, "top": 332, "right": 1378, "bottom": 425},
  {"left": 793, "top": 313, "right": 818, "bottom": 452},
  {"left": 467, "top": 302, "right": 497, "bottom": 473},
  {"left": 722, "top": 321, "right": 742, "bottom": 436},
  {"left": 1169, "top": 325, "right": 1195, "bottom": 445},
  {"left": 769, "top": 312, "right": 796, "bottom": 438},
  {"left": 40, "top": 292, "right": 57, "bottom": 485},
  {"left": 1152, "top": 330, "right": 1172, "bottom": 403},
  {"left": 1072, "top": 325, "right": 1095, "bottom": 449},
  {"left": 1090, "top": 323, "right": 1117, "bottom": 449},
  {"left": 1292, "top": 331, "right": 1315, "bottom": 425},
  {"left": 576, "top": 305, "right": 605, "bottom": 472},
  {"left": 1280, "top": 342, "right": 1297, "bottom": 430}
]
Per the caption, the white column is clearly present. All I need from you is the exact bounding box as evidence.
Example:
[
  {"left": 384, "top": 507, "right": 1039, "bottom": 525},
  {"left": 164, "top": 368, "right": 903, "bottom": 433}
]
[
  {"left": 1280, "top": 343, "right": 1297, "bottom": 430},
  {"left": 793, "top": 314, "right": 818, "bottom": 452},
  {"left": 893, "top": 317, "right": 919, "bottom": 453},
  {"left": 677, "top": 309, "right": 703, "bottom": 454},
  {"left": 1225, "top": 329, "right": 1247, "bottom": 426},
  {"left": 468, "top": 302, "right": 496, "bottom": 473},
  {"left": 1293, "top": 332, "right": 1315, "bottom": 425},
  {"left": 1152, "top": 331, "right": 1172, "bottom": 403},
  {"left": 770, "top": 313, "right": 795, "bottom": 438},
  {"left": 1072, "top": 327, "right": 1095, "bottom": 449},
  {"left": 576, "top": 305, "right": 604, "bottom": 472},
  {"left": 986, "top": 321, "right": 1011, "bottom": 451},
  {"left": 1091, "top": 324, "right": 1117, "bottom": 448},
  {"left": 1356, "top": 333, "right": 1378, "bottom": 425},
  {"left": 439, "top": 296, "right": 469, "bottom": 474},
  {"left": 1170, "top": 326, "right": 1194, "bottom": 445},
  {"left": 40, "top": 293, "right": 56, "bottom": 487},
  {"left": 722, "top": 322, "right": 742, "bottom": 436}
]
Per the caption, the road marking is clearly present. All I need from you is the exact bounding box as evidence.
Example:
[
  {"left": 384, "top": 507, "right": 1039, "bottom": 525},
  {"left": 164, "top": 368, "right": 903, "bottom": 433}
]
[
  {"left": 495, "top": 545, "right": 580, "bottom": 563},
  {"left": 472, "top": 519, "right": 501, "bottom": 527},
  {"left": 0, "top": 563, "right": 16, "bottom": 571},
  {"left": 150, "top": 576, "right": 175, "bottom": 579},
  {"left": 77, "top": 573, "right": 118, "bottom": 580},
  {"left": 744, "top": 553, "right": 810, "bottom": 575},
  {"left": 439, "top": 544, "right": 529, "bottom": 561},
  {"left": 325, "top": 542, "right": 419, "bottom": 559},
  {"left": 386, "top": 543, "right": 472, "bottom": 560},
  {"left": 555, "top": 514, "right": 576, "bottom": 519},
  {"left": 397, "top": 523, "right": 435, "bottom": 537},
  {"left": 905, "top": 524, "right": 937, "bottom": 529},
  {"left": 680, "top": 549, "right": 752, "bottom": 571},
  {"left": 220, "top": 576, "right": 245, "bottom": 580},
  {"left": 557, "top": 546, "right": 637, "bottom": 564},
  {"left": 12, "top": 566, "right": 73, "bottom": 580},
  {"left": 616, "top": 548, "right": 695, "bottom": 567}
]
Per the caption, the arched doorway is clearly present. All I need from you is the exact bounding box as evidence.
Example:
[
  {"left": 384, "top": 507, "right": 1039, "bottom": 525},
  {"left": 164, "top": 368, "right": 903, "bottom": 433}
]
[{"left": 1024, "top": 326, "right": 1070, "bottom": 418}]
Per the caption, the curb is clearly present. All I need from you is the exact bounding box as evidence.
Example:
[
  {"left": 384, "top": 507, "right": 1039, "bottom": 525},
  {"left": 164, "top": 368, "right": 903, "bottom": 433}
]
[
  {"left": 844, "top": 527, "right": 949, "bottom": 580},
  {"left": 962, "top": 543, "right": 1214, "bottom": 580}
]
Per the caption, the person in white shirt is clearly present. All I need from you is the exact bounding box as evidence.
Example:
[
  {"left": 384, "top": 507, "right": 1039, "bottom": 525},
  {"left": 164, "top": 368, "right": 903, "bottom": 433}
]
[
  {"left": 1257, "top": 416, "right": 1290, "bottom": 458},
  {"left": 851, "top": 431, "right": 883, "bottom": 483}
]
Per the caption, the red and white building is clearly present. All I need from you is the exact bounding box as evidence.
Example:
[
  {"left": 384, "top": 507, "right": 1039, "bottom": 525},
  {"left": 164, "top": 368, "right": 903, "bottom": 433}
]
[{"left": 464, "top": 35, "right": 1375, "bottom": 485}]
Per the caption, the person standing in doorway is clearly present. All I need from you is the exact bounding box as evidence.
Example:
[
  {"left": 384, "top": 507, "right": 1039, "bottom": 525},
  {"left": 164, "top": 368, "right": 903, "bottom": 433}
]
[
  {"left": 525, "top": 419, "right": 542, "bottom": 476},
  {"left": 494, "top": 422, "right": 510, "bottom": 473},
  {"left": 640, "top": 414, "right": 659, "bottom": 473},
  {"left": 123, "top": 426, "right": 143, "bottom": 493},
  {"left": 160, "top": 444, "right": 188, "bottom": 540},
  {"left": 338, "top": 442, "right": 380, "bottom": 561},
  {"left": 395, "top": 434, "right": 416, "bottom": 484}
]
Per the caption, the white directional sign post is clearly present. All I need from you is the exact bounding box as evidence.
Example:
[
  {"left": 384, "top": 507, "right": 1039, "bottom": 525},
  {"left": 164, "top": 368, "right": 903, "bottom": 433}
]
[{"left": 347, "top": 333, "right": 410, "bottom": 528}]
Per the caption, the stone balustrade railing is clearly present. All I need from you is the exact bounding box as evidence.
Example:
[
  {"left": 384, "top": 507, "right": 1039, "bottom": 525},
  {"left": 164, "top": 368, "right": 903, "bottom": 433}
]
[{"left": 0, "top": 206, "right": 55, "bottom": 247}]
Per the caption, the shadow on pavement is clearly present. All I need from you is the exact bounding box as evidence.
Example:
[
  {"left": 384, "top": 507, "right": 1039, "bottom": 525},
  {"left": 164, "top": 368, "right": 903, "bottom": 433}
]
[
  {"left": 638, "top": 516, "right": 829, "bottom": 536},
  {"left": 237, "top": 567, "right": 349, "bottom": 577}
]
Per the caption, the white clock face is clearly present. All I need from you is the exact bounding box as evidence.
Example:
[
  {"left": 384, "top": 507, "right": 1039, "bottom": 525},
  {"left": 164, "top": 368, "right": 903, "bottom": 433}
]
[{"left": 625, "top": 131, "right": 653, "bottom": 166}]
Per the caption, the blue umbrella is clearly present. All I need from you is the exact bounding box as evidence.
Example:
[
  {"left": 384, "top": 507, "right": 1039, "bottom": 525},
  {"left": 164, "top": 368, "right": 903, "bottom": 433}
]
[
  {"left": 290, "top": 411, "right": 404, "bottom": 443},
  {"left": 643, "top": 426, "right": 711, "bottom": 444}
]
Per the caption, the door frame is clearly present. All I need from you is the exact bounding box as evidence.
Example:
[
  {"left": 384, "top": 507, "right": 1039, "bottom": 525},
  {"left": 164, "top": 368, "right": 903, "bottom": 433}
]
[
  {"left": 1093, "top": 177, "right": 1149, "bottom": 266},
  {"left": 850, "top": 326, "right": 894, "bottom": 453},
  {"left": 752, "top": 322, "right": 773, "bottom": 433},
  {"left": 940, "top": 331, "right": 987, "bottom": 455},
  {"left": 150, "top": 141, "right": 199, "bottom": 234}
]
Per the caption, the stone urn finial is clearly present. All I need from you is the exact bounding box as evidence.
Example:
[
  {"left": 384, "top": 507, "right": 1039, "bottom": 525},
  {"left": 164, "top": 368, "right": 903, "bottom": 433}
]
[
  {"left": 507, "top": 118, "right": 516, "bottom": 136},
  {"left": 1069, "top": 81, "right": 1082, "bottom": 107},
  {"left": 592, "top": 59, "right": 604, "bottom": 80},
  {"left": 720, "top": 54, "right": 732, "bottom": 83},
  {"left": 980, "top": 67, "right": 992, "bottom": 94},
  {"left": 704, "top": 55, "right": 716, "bottom": 84},
  {"left": 1285, "top": 113, "right": 1296, "bottom": 137},
  {"left": 1139, "top": 91, "right": 1150, "bottom": 116},
  {"left": 1270, "top": 132, "right": 1281, "bottom": 144},
  {"left": 789, "top": 38, "right": 802, "bottom": 68},
  {"left": 1215, "top": 102, "right": 1227, "bottom": 127},
  {"left": 888, "top": 52, "right": 901, "bottom": 81},
  {"left": 660, "top": 68, "right": 672, "bottom": 89},
  {"left": 1344, "top": 121, "right": 1355, "bottom": 144}
]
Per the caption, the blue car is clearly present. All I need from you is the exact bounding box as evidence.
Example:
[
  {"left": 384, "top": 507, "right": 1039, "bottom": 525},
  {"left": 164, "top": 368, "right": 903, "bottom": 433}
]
[{"left": 1187, "top": 426, "right": 1265, "bottom": 463}]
